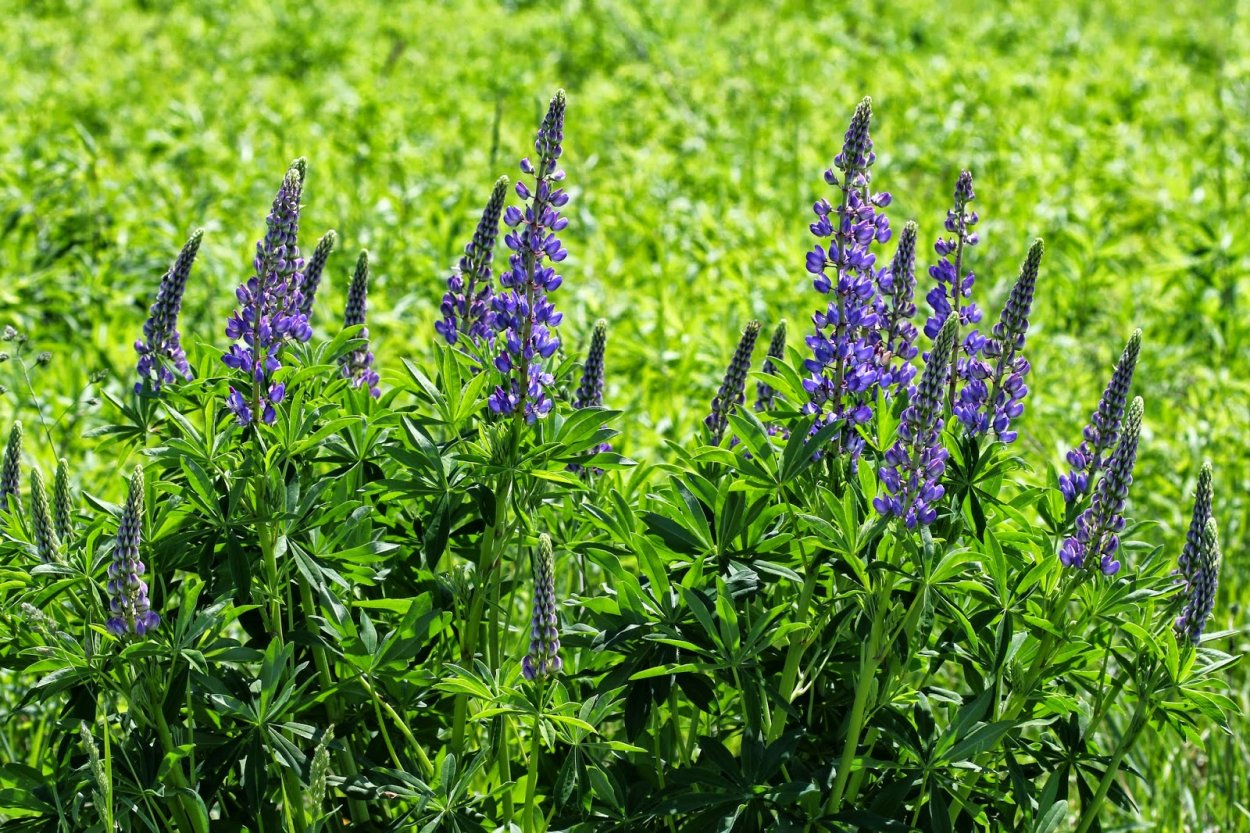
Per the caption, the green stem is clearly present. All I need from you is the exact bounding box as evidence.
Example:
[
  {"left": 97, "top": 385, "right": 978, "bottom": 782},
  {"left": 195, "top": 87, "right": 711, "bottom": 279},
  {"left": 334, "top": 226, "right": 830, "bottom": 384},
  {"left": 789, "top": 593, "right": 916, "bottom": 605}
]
[
  {"left": 1073, "top": 699, "right": 1149, "bottom": 833},
  {"left": 827, "top": 613, "right": 884, "bottom": 813},
  {"left": 768, "top": 518, "right": 819, "bottom": 742},
  {"left": 522, "top": 683, "right": 545, "bottom": 833}
]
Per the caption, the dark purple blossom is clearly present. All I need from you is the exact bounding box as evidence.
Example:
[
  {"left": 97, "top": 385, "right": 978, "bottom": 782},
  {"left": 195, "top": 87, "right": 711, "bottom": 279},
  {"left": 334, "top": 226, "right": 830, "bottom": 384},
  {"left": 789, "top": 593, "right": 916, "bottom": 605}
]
[
  {"left": 489, "top": 91, "right": 568, "bottom": 423},
  {"left": 874, "top": 315, "right": 957, "bottom": 528},
  {"left": 437, "top": 177, "right": 509, "bottom": 348},
  {"left": 755, "top": 321, "right": 787, "bottom": 413},
  {"left": 1176, "top": 461, "right": 1213, "bottom": 583},
  {"left": 875, "top": 220, "right": 920, "bottom": 392},
  {"left": 106, "top": 466, "right": 159, "bottom": 637},
  {"left": 803, "top": 98, "right": 893, "bottom": 467},
  {"left": 569, "top": 320, "right": 610, "bottom": 476},
  {"left": 1060, "top": 396, "right": 1144, "bottom": 575},
  {"left": 955, "top": 239, "right": 1044, "bottom": 442},
  {"left": 222, "top": 162, "right": 314, "bottom": 426},
  {"left": 1, "top": 421, "right": 21, "bottom": 507},
  {"left": 706, "top": 321, "right": 761, "bottom": 444},
  {"left": 340, "top": 251, "right": 380, "bottom": 398},
  {"left": 299, "top": 229, "right": 337, "bottom": 319},
  {"left": 135, "top": 229, "right": 203, "bottom": 393},
  {"left": 523, "top": 534, "right": 561, "bottom": 680},
  {"left": 1058, "top": 329, "right": 1142, "bottom": 502},
  {"left": 1175, "top": 517, "right": 1220, "bottom": 645}
]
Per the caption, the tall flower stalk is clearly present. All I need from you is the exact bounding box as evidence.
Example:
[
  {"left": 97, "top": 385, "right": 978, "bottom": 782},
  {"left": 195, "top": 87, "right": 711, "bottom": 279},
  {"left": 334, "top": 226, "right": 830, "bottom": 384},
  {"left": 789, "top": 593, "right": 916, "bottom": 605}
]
[
  {"left": 437, "top": 176, "right": 509, "bottom": 349},
  {"left": 523, "top": 534, "right": 561, "bottom": 681},
  {"left": 134, "top": 228, "right": 204, "bottom": 393},
  {"left": 1060, "top": 396, "right": 1144, "bottom": 575},
  {"left": 572, "top": 319, "right": 608, "bottom": 410},
  {"left": 874, "top": 315, "right": 958, "bottom": 527},
  {"left": 755, "top": 321, "right": 787, "bottom": 413},
  {"left": 1175, "top": 463, "right": 1219, "bottom": 643},
  {"left": 706, "top": 321, "right": 761, "bottom": 445},
  {"left": 956, "top": 238, "right": 1044, "bottom": 442},
  {"left": 340, "top": 251, "right": 380, "bottom": 398},
  {"left": 1059, "top": 330, "right": 1142, "bottom": 502},
  {"left": 53, "top": 457, "right": 73, "bottom": 542},
  {"left": 924, "top": 171, "right": 983, "bottom": 413},
  {"left": 876, "top": 220, "right": 919, "bottom": 392},
  {"left": 222, "top": 161, "right": 314, "bottom": 426},
  {"left": 803, "top": 98, "right": 893, "bottom": 467},
  {"left": 1, "top": 421, "right": 21, "bottom": 507},
  {"left": 299, "top": 229, "right": 338, "bottom": 319},
  {"left": 29, "top": 469, "right": 60, "bottom": 563},
  {"left": 106, "top": 466, "right": 159, "bottom": 637},
  {"left": 490, "top": 91, "right": 568, "bottom": 422}
]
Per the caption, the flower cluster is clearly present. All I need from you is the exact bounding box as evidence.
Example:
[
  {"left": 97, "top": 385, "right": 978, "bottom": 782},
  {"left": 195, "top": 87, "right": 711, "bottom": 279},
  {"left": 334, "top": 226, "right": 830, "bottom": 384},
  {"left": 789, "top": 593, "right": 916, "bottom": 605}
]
[
  {"left": 222, "top": 162, "right": 314, "bottom": 426},
  {"left": 135, "top": 228, "right": 203, "bottom": 393},
  {"left": 875, "top": 220, "right": 920, "bottom": 391},
  {"left": 489, "top": 92, "right": 568, "bottom": 422},
  {"left": 523, "top": 534, "right": 561, "bottom": 681},
  {"left": 1175, "top": 462, "right": 1218, "bottom": 643},
  {"left": 706, "top": 321, "right": 761, "bottom": 444},
  {"left": 1060, "top": 396, "right": 1144, "bottom": 575},
  {"left": 1, "top": 421, "right": 21, "bottom": 506},
  {"left": 54, "top": 457, "right": 73, "bottom": 542},
  {"left": 802, "top": 98, "right": 894, "bottom": 466},
  {"left": 954, "top": 239, "right": 1045, "bottom": 442},
  {"left": 340, "top": 251, "right": 380, "bottom": 398},
  {"left": 874, "top": 315, "right": 957, "bottom": 528},
  {"left": 29, "top": 468, "right": 60, "bottom": 563},
  {"left": 572, "top": 319, "right": 608, "bottom": 410},
  {"left": 437, "top": 176, "right": 509, "bottom": 348},
  {"left": 299, "top": 229, "right": 338, "bottom": 320},
  {"left": 755, "top": 321, "right": 787, "bottom": 413},
  {"left": 1059, "top": 330, "right": 1142, "bottom": 502},
  {"left": 106, "top": 466, "right": 159, "bottom": 637}
]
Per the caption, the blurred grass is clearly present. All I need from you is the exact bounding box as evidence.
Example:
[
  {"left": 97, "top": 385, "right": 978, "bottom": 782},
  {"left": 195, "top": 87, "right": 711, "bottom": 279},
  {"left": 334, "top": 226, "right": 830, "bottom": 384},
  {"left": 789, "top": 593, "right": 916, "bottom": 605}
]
[{"left": 0, "top": 0, "right": 1248, "bottom": 827}]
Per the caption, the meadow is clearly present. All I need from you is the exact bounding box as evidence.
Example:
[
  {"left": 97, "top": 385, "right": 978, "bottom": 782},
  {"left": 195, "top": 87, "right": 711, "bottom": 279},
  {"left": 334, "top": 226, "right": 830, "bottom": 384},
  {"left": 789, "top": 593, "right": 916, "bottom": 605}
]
[{"left": 0, "top": 0, "right": 1248, "bottom": 830}]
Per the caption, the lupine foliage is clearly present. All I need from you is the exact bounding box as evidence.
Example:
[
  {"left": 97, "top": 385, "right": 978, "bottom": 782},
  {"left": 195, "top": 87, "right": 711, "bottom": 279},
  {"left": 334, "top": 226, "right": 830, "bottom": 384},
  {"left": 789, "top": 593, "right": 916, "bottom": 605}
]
[{"left": 0, "top": 5, "right": 1248, "bottom": 832}]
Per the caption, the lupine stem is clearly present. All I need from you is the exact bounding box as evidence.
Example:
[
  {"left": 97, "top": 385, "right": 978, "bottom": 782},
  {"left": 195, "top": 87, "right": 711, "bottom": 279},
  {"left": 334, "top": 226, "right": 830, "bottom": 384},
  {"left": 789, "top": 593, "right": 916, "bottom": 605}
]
[
  {"left": 523, "top": 681, "right": 546, "bottom": 833},
  {"left": 768, "top": 505, "right": 819, "bottom": 742},
  {"left": 1073, "top": 697, "right": 1150, "bottom": 833}
]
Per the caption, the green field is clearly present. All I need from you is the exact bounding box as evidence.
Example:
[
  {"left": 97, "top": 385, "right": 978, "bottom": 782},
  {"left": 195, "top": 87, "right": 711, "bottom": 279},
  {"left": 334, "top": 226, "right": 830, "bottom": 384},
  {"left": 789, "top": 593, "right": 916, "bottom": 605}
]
[{"left": 1, "top": 0, "right": 1248, "bottom": 829}]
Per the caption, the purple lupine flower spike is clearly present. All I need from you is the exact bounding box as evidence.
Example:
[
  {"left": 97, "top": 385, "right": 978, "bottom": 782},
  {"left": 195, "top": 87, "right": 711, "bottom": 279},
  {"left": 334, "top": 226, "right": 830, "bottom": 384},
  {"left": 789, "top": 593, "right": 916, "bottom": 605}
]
[
  {"left": 803, "top": 98, "right": 893, "bottom": 468},
  {"left": 573, "top": 319, "right": 608, "bottom": 410},
  {"left": 522, "top": 534, "right": 561, "bottom": 680},
  {"left": 299, "top": 230, "right": 337, "bottom": 319},
  {"left": 135, "top": 229, "right": 203, "bottom": 393},
  {"left": 1176, "top": 462, "right": 1213, "bottom": 584},
  {"left": 222, "top": 161, "right": 314, "bottom": 426},
  {"left": 874, "top": 315, "right": 958, "bottom": 528},
  {"left": 755, "top": 321, "right": 787, "bottom": 412},
  {"left": 106, "top": 466, "right": 160, "bottom": 637},
  {"left": 29, "top": 468, "right": 60, "bottom": 563},
  {"left": 706, "top": 321, "right": 761, "bottom": 445},
  {"left": 959, "top": 239, "right": 1044, "bottom": 442},
  {"left": 437, "top": 176, "right": 509, "bottom": 348},
  {"left": 1176, "top": 516, "right": 1221, "bottom": 645},
  {"left": 340, "top": 251, "right": 380, "bottom": 398},
  {"left": 1060, "top": 396, "right": 1144, "bottom": 575},
  {"left": 877, "top": 220, "right": 920, "bottom": 392},
  {"left": 489, "top": 91, "right": 568, "bottom": 423},
  {"left": 1, "top": 421, "right": 22, "bottom": 507},
  {"left": 1058, "top": 329, "right": 1142, "bottom": 503}
]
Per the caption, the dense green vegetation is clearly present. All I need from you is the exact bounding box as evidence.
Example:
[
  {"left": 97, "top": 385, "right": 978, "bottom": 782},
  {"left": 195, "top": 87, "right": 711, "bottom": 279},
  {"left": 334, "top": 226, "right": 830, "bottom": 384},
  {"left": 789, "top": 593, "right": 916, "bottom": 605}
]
[{"left": 0, "top": 0, "right": 1246, "bottom": 830}]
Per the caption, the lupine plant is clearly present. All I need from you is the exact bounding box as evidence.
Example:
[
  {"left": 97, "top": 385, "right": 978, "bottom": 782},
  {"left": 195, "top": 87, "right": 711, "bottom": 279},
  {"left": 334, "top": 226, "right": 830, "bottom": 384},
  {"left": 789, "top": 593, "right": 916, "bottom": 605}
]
[{"left": 0, "top": 93, "right": 1235, "bottom": 833}]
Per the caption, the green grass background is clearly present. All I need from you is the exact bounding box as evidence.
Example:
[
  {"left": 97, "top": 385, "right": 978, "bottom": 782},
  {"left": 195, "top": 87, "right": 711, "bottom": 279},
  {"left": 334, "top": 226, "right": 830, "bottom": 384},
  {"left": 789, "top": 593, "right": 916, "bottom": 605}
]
[{"left": 1, "top": 0, "right": 1248, "bottom": 827}]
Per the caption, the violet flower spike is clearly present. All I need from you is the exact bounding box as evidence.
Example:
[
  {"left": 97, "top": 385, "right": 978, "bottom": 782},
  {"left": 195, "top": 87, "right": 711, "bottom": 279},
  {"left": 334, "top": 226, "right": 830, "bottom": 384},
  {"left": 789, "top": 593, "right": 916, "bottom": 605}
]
[
  {"left": 222, "top": 161, "right": 314, "bottom": 426},
  {"left": 1059, "top": 329, "right": 1142, "bottom": 502},
  {"left": 957, "top": 238, "right": 1044, "bottom": 442},
  {"left": 1060, "top": 396, "right": 1144, "bottom": 575},
  {"left": 755, "top": 321, "right": 787, "bottom": 413},
  {"left": 340, "top": 251, "right": 380, "bottom": 398},
  {"left": 802, "top": 97, "right": 893, "bottom": 468},
  {"left": 489, "top": 91, "right": 568, "bottom": 423},
  {"left": 437, "top": 176, "right": 509, "bottom": 348},
  {"left": 135, "top": 228, "right": 203, "bottom": 393},
  {"left": 1176, "top": 461, "right": 1213, "bottom": 584},
  {"left": 299, "top": 229, "right": 337, "bottom": 319},
  {"left": 106, "top": 466, "right": 160, "bottom": 638},
  {"left": 1175, "top": 517, "right": 1220, "bottom": 645},
  {"left": 706, "top": 321, "right": 761, "bottom": 445},
  {"left": 1, "top": 421, "right": 21, "bottom": 507},
  {"left": 569, "top": 319, "right": 610, "bottom": 476},
  {"left": 876, "top": 220, "right": 920, "bottom": 393},
  {"left": 522, "top": 534, "right": 561, "bottom": 681},
  {"left": 874, "top": 315, "right": 957, "bottom": 528}
]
